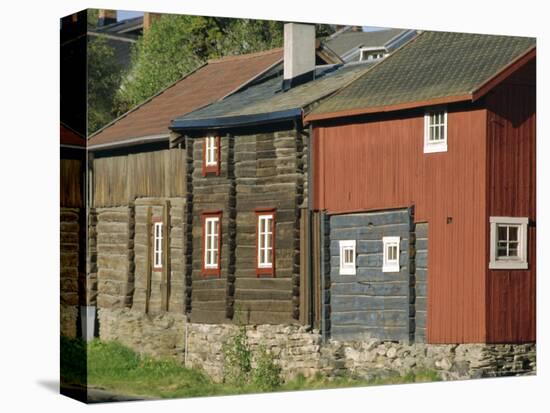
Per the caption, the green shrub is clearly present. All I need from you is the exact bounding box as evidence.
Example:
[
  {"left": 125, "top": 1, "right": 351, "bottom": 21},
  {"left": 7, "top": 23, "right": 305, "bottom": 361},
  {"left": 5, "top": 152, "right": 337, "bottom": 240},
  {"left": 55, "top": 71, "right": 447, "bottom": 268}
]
[
  {"left": 252, "top": 345, "right": 282, "bottom": 391},
  {"left": 222, "top": 325, "right": 252, "bottom": 387}
]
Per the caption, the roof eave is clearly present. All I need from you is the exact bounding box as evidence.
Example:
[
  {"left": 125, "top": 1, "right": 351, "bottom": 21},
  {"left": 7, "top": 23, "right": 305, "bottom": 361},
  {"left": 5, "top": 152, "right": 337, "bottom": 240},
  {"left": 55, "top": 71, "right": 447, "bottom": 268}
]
[
  {"left": 471, "top": 46, "right": 536, "bottom": 102},
  {"left": 304, "top": 93, "right": 472, "bottom": 124},
  {"left": 88, "top": 134, "right": 170, "bottom": 152},
  {"left": 170, "top": 108, "right": 303, "bottom": 132}
]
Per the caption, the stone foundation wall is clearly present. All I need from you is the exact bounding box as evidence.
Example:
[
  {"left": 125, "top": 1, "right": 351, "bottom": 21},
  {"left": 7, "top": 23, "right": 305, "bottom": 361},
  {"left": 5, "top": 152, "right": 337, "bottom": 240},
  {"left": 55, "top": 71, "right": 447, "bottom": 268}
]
[{"left": 98, "top": 308, "right": 536, "bottom": 383}]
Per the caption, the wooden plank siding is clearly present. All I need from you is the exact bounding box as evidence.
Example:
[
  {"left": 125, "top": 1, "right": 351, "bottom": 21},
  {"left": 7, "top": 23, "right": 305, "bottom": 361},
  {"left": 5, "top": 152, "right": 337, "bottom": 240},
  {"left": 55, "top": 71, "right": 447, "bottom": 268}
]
[
  {"left": 60, "top": 159, "right": 83, "bottom": 208},
  {"left": 485, "top": 60, "right": 536, "bottom": 343},
  {"left": 93, "top": 149, "right": 186, "bottom": 208},
  {"left": 313, "top": 105, "right": 488, "bottom": 343}
]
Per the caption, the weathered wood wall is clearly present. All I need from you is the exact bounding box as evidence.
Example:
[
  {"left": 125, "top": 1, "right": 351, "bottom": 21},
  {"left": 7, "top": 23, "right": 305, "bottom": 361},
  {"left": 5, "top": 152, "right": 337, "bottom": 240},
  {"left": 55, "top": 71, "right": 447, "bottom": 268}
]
[
  {"left": 313, "top": 105, "right": 488, "bottom": 343},
  {"left": 328, "top": 209, "right": 413, "bottom": 341},
  {"left": 132, "top": 198, "right": 186, "bottom": 314},
  {"left": 93, "top": 149, "right": 186, "bottom": 208},
  {"left": 234, "top": 131, "right": 303, "bottom": 324},
  {"left": 415, "top": 222, "right": 428, "bottom": 343},
  {"left": 187, "top": 128, "right": 306, "bottom": 325},
  {"left": 485, "top": 61, "right": 536, "bottom": 343},
  {"left": 60, "top": 207, "right": 80, "bottom": 338},
  {"left": 189, "top": 136, "right": 233, "bottom": 323},
  {"left": 95, "top": 206, "right": 135, "bottom": 309},
  {"left": 60, "top": 159, "right": 83, "bottom": 208}
]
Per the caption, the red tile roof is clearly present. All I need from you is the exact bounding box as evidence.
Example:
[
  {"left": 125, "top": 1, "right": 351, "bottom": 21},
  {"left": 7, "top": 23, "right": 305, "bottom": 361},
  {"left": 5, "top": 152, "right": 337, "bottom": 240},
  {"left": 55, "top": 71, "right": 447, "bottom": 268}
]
[
  {"left": 88, "top": 48, "right": 283, "bottom": 148},
  {"left": 60, "top": 124, "right": 86, "bottom": 147}
]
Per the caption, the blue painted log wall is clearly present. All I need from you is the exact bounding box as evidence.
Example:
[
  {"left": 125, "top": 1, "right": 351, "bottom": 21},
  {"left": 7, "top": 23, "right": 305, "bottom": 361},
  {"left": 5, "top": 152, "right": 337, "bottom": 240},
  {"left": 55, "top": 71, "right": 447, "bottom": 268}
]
[{"left": 328, "top": 209, "right": 415, "bottom": 342}]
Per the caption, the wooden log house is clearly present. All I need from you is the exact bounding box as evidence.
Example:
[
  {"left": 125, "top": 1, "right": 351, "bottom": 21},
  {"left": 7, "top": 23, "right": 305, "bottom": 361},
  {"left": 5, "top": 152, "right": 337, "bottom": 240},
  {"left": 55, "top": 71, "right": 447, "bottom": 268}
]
[
  {"left": 305, "top": 31, "right": 536, "bottom": 344},
  {"left": 169, "top": 23, "right": 376, "bottom": 325}
]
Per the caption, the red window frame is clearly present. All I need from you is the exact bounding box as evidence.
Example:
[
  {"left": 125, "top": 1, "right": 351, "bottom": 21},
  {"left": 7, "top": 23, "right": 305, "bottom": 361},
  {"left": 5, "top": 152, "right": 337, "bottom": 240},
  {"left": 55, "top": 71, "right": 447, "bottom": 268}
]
[
  {"left": 202, "top": 136, "right": 221, "bottom": 176},
  {"left": 201, "top": 211, "right": 222, "bottom": 277},
  {"left": 255, "top": 208, "right": 276, "bottom": 277},
  {"left": 152, "top": 216, "right": 163, "bottom": 272}
]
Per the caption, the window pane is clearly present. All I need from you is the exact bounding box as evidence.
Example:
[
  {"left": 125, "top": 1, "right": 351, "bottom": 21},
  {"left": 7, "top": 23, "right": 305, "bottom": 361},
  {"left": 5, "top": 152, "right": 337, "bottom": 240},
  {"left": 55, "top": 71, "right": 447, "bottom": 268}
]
[
  {"left": 213, "top": 250, "right": 218, "bottom": 265},
  {"left": 266, "top": 232, "right": 271, "bottom": 249},
  {"left": 497, "top": 246, "right": 508, "bottom": 257},
  {"left": 508, "top": 226, "right": 519, "bottom": 242},
  {"left": 498, "top": 226, "right": 508, "bottom": 241}
]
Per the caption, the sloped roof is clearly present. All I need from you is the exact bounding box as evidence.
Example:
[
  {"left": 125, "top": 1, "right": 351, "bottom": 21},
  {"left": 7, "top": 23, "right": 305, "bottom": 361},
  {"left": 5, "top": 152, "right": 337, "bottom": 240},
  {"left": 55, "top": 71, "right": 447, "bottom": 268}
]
[
  {"left": 171, "top": 62, "right": 374, "bottom": 131},
  {"left": 88, "top": 48, "right": 283, "bottom": 148},
  {"left": 307, "top": 31, "right": 536, "bottom": 121},
  {"left": 60, "top": 124, "right": 86, "bottom": 147}
]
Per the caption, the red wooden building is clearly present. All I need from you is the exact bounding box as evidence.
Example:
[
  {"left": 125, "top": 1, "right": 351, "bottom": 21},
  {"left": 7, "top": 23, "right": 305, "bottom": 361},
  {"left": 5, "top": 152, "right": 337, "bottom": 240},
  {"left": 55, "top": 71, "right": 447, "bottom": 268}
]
[{"left": 306, "top": 31, "right": 536, "bottom": 344}]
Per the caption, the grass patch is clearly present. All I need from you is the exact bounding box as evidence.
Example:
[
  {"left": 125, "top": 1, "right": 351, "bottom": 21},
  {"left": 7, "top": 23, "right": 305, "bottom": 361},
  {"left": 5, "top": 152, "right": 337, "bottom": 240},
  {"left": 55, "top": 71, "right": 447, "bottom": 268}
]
[{"left": 61, "top": 337, "right": 440, "bottom": 399}]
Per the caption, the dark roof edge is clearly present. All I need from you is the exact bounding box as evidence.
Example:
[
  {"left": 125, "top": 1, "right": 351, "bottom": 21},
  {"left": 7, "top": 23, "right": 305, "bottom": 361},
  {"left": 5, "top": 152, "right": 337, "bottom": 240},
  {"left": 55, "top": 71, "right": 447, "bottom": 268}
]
[
  {"left": 471, "top": 46, "right": 536, "bottom": 101},
  {"left": 171, "top": 108, "right": 302, "bottom": 132}
]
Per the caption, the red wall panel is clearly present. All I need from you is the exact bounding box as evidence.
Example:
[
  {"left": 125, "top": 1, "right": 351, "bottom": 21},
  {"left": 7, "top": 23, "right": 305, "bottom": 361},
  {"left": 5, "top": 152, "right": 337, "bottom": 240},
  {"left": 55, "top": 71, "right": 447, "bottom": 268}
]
[{"left": 313, "top": 106, "right": 488, "bottom": 343}]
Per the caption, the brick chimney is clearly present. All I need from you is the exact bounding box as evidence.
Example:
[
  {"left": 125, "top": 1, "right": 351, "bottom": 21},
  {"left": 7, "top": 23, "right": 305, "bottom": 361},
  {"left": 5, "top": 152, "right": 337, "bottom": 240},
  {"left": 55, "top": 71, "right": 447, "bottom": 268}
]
[
  {"left": 283, "top": 23, "right": 316, "bottom": 91},
  {"left": 97, "top": 9, "right": 117, "bottom": 26}
]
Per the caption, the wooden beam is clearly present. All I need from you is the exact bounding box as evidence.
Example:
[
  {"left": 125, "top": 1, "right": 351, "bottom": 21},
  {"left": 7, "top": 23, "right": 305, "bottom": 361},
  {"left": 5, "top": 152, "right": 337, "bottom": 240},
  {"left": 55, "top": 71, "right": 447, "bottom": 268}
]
[{"left": 145, "top": 206, "right": 152, "bottom": 314}]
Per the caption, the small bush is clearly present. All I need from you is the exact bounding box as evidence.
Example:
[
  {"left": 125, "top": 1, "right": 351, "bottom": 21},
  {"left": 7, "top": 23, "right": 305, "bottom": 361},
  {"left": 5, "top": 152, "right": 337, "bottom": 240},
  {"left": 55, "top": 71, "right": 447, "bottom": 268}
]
[
  {"left": 252, "top": 345, "right": 282, "bottom": 391},
  {"left": 222, "top": 325, "right": 252, "bottom": 387}
]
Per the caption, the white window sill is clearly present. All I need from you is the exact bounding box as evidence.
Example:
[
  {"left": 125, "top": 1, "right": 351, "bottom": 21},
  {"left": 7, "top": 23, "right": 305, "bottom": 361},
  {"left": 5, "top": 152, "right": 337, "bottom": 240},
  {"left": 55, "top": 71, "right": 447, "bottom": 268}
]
[
  {"left": 382, "top": 264, "right": 400, "bottom": 273},
  {"left": 340, "top": 267, "right": 356, "bottom": 275},
  {"left": 489, "top": 261, "right": 528, "bottom": 270},
  {"left": 424, "top": 142, "right": 447, "bottom": 153}
]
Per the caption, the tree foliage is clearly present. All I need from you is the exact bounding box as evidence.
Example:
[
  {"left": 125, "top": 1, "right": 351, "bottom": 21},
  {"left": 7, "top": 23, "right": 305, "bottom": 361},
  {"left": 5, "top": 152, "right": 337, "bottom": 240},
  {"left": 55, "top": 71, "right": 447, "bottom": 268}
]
[
  {"left": 87, "top": 36, "right": 123, "bottom": 134},
  {"left": 115, "top": 15, "right": 335, "bottom": 112}
]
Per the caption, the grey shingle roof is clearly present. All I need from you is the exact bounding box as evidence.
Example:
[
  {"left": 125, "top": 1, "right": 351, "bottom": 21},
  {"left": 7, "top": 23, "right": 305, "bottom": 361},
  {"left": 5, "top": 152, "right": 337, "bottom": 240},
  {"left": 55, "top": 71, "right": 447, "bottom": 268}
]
[
  {"left": 308, "top": 31, "right": 535, "bottom": 119},
  {"left": 324, "top": 28, "right": 407, "bottom": 61},
  {"left": 172, "top": 62, "right": 374, "bottom": 129}
]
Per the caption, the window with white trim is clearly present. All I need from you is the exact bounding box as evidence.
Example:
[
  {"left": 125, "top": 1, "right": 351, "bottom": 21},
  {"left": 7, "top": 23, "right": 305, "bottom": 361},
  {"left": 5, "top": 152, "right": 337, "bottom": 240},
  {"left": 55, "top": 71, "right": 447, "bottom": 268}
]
[
  {"left": 153, "top": 222, "right": 163, "bottom": 269},
  {"left": 489, "top": 217, "right": 528, "bottom": 269},
  {"left": 424, "top": 108, "right": 447, "bottom": 153},
  {"left": 257, "top": 213, "right": 274, "bottom": 269},
  {"left": 205, "top": 136, "right": 218, "bottom": 166},
  {"left": 204, "top": 216, "right": 220, "bottom": 269},
  {"left": 339, "top": 240, "right": 356, "bottom": 275},
  {"left": 383, "top": 236, "right": 400, "bottom": 272}
]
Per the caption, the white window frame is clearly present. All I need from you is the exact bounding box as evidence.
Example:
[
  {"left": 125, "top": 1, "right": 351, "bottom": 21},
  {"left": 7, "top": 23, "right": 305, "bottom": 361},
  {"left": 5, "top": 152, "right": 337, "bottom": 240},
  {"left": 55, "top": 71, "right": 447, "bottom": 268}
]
[
  {"left": 359, "top": 47, "right": 387, "bottom": 62},
  {"left": 205, "top": 136, "right": 218, "bottom": 166},
  {"left": 204, "top": 216, "right": 220, "bottom": 269},
  {"left": 339, "top": 240, "right": 356, "bottom": 275},
  {"left": 257, "top": 214, "right": 274, "bottom": 269},
  {"left": 153, "top": 222, "right": 163, "bottom": 269},
  {"left": 423, "top": 107, "right": 448, "bottom": 153},
  {"left": 489, "top": 216, "right": 529, "bottom": 269},
  {"left": 383, "top": 236, "right": 400, "bottom": 273}
]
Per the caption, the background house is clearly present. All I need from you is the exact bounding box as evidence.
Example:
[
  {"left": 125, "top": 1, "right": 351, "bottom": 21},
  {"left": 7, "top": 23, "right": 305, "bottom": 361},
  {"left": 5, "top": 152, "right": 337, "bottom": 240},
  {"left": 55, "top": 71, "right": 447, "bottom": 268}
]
[{"left": 306, "top": 31, "right": 536, "bottom": 344}]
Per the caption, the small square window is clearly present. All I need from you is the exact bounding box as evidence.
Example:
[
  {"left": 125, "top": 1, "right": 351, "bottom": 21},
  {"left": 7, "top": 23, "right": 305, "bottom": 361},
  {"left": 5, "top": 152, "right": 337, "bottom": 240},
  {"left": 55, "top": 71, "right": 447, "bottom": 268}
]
[
  {"left": 339, "top": 240, "right": 356, "bottom": 275},
  {"left": 489, "top": 217, "right": 528, "bottom": 269},
  {"left": 383, "top": 236, "right": 400, "bottom": 273},
  {"left": 424, "top": 108, "right": 447, "bottom": 153}
]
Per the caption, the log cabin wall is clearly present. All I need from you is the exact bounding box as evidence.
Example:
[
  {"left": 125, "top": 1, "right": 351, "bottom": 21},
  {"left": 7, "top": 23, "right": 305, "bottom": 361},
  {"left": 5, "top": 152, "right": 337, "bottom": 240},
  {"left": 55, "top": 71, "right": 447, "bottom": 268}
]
[
  {"left": 188, "top": 136, "right": 234, "bottom": 323},
  {"left": 485, "top": 60, "right": 536, "bottom": 343},
  {"left": 233, "top": 129, "right": 304, "bottom": 324},
  {"left": 313, "top": 104, "right": 488, "bottom": 343},
  {"left": 92, "top": 148, "right": 187, "bottom": 317},
  {"left": 187, "top": 127, "right": 306, "bottom": 325},
  {"left": 327, "top": 208, "right": 423, "bottom": 342},
  {"left": 60, "top": 151, "right": 86, "bottom": 337}
]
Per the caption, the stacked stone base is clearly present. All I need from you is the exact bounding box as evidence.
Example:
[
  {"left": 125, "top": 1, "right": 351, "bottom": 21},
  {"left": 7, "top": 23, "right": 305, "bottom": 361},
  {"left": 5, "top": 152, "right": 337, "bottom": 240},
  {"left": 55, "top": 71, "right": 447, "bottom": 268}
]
[{"left": 98, "top": 308, "right": 536, "bottom": 383}]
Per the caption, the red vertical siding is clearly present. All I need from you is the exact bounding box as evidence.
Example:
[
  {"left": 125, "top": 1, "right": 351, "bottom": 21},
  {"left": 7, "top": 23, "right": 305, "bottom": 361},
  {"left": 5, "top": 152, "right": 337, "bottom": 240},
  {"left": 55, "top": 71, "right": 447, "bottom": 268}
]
[
  {"left": 313, "top": 106, "right": 488, "bottom": 343},
  {"left": 486, "top": 61, "right": 536, "bottom": 343}
]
